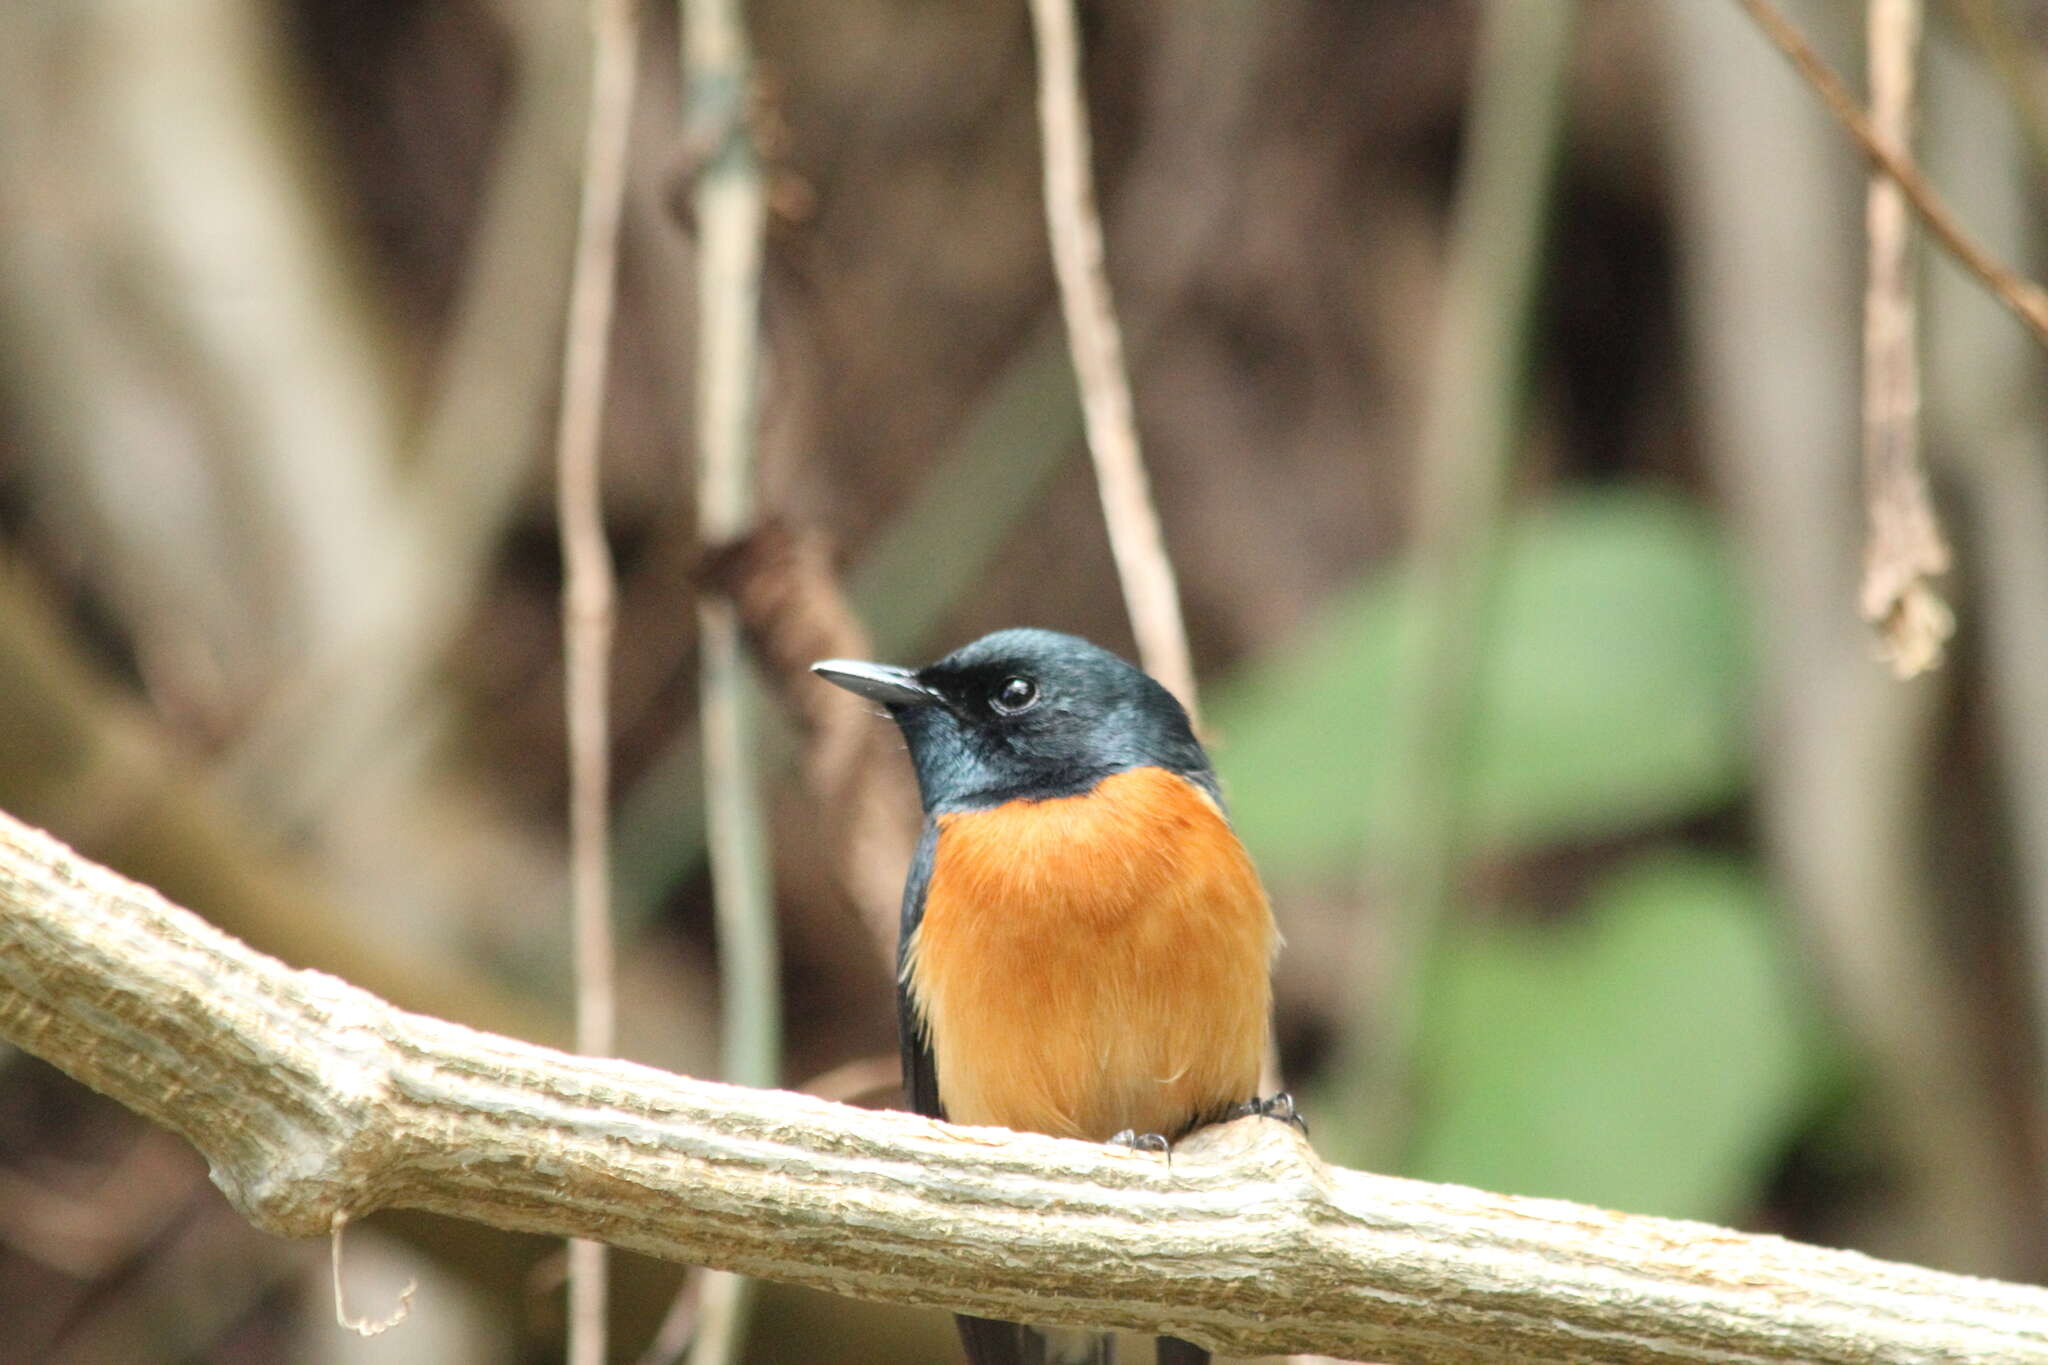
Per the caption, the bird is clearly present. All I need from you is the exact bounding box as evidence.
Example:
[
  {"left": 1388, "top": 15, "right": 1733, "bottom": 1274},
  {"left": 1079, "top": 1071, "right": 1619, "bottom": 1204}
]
[{"left": 813, "top": 627, "right": 1290, "bottom": 1365}]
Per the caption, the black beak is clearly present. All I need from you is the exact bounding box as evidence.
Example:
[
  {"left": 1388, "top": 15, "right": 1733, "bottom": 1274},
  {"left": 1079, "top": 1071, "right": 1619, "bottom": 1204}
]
[{"left": 811, "top": 658, "right": 938, "bottom": 708}]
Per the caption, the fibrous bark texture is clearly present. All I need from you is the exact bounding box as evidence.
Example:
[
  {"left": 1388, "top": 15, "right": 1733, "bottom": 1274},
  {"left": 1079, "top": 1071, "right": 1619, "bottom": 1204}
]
[{"left": 0, "top": 810, "right": 2043, "bottom": 1363}]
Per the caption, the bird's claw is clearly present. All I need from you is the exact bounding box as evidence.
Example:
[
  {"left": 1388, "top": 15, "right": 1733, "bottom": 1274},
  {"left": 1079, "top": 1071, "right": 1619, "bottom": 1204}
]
[
  {"left": 1111, "top": 1129, "right": 1173, "bottom": 1168},
  {"left": 1233, "top": 1091, "right": 1308, "bottom": 1135}
]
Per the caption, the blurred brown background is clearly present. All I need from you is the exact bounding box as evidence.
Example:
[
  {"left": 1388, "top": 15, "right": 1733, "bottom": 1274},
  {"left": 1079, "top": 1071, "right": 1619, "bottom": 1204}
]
[{"left": 2, "top": 0, "right": 2046, "bottom": 1360}]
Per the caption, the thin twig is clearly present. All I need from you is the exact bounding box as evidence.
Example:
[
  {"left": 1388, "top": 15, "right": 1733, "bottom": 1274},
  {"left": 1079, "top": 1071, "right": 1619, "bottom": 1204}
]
[
  {"left": 555, "top": 0, "right": 640, "bottom": 1359},
  {"left": 681, "top": 0, "right": 776, "bottom": 1360},
  {"left": 1861, "top": 0, "right": 1952, "bottom": 677},
  {"left": 560, "top": 0, "right": 634, "bottom": 1085},
  {"left": 682, "top": 0, "right": 775, "bottom": 1097},
  {"left": 1026, "top": 0, "right": 1198, "bottom": 716},
  {"left": 1735, "top": 0, "right": 2048, "bottom": 351},
  {"left": 330, "top": 1210, "right": 415, "bottom": 1338},
  {"left": 1329, "top": 0, "right": 1578, "bottom": 1170}
]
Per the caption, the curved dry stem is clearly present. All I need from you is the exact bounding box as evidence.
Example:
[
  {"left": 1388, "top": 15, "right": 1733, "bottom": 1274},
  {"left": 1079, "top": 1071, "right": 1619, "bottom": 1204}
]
[
  {"left": 1859, "top": 0, "right": 1951, "bottom": 676},
  {"left": 1027, "top": 0, "right": 1198, "bottom": 716}
]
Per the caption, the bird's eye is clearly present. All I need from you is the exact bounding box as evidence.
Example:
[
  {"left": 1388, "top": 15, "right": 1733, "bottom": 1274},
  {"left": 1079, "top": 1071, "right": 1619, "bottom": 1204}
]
[{"left": 990, "top": 676, "right": 1039, "bottom": 715}]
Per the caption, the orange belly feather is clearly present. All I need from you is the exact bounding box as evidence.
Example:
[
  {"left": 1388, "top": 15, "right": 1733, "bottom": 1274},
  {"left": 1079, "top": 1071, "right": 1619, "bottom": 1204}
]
[{"left": 902, "top": 766, "right": 1276, "bottom": 1142}]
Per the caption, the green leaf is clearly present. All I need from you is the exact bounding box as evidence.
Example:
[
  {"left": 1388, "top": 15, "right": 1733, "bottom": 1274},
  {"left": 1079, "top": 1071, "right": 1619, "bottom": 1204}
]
[
  {"left": 1208, "top": 488, "right": 1749, "bottom": 877},
  {"left": 1404, "top": 852, "right": 1829, "bottom": 1221}
]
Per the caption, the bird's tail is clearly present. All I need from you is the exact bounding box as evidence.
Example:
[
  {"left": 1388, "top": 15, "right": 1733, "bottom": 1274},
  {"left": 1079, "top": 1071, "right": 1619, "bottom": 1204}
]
[
  {"left": 955, "top": 1316, "right": 1210, "bottom": 1364},
  {"left": 954, "top": 1316, "right": 1118, "bottom": 1364}
]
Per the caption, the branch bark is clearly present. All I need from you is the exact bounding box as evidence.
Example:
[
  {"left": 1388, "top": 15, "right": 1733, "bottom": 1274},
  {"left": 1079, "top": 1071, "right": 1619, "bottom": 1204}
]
[{"left": 0, "top": 809, "right": 2044, "bottom": 1364}]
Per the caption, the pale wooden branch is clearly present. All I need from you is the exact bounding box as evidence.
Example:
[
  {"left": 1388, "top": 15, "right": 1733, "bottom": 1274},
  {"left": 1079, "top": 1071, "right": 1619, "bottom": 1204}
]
[
  {"left": 1, "top": 813, "right": 2045, "bottom": 1363},
  {"left": 1027, "top": 0, "right": 1199, "bottom": 717}
]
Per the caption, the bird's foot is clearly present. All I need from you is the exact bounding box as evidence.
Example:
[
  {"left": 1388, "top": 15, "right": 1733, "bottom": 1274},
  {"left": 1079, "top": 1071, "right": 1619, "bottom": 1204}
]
[
  {"left": 1232, "top": 1091, "right": 1308, "bottom": 1136},
  {"left": 1111, "top": 1129, "right": 1172, "bottom": 1168}
]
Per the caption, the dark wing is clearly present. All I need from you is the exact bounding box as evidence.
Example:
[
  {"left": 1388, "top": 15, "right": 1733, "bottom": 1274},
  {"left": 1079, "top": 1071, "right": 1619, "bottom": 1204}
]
[
  {"left": 957, "top": 1319, "right": 1118, "bottom": 1364},
  {"left": 955, "top": 1317, "right": 1033, "bottom": 1365},
  {"left": 897, "top": 820, "right": 944, "bottom": 1120}
]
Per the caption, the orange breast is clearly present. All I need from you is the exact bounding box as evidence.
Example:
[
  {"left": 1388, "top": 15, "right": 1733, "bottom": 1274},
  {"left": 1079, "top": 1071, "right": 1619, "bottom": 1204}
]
[{"left": 902, "top": 766, "right": 1276, "bottom": 1142}]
